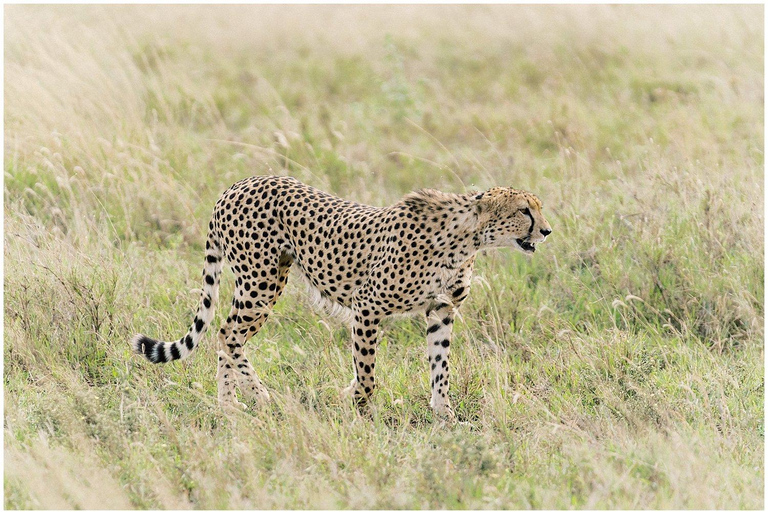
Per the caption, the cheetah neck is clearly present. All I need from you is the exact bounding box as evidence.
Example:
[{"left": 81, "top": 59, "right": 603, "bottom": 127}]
[
  {"left": 431, "top": 198, "right": 484, "bottom": 270},
  {"left": 437, "top": 232, "right": 482, "bottom": 269},
  {"left": 401, "top": 189, "right": 485, "bottom": 269}
]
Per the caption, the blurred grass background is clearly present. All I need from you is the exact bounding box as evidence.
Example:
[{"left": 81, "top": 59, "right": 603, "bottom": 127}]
[{"left": 4, "top": 4, "right": 764, "bottom": 509}]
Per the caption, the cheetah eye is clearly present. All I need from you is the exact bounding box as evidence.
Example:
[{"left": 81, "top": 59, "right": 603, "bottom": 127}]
[{"left": 521, "top": 207, "right": 531, "bottom": 216}]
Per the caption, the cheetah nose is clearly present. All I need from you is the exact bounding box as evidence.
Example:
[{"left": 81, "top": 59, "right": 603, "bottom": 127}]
[{"left": 540, "top": 228, "right": 552, "bottom": 237}]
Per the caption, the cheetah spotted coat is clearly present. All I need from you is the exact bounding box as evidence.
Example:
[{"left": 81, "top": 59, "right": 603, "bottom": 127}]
[{"left": 132, "top": 175, "right": 551, "bottom": 419}]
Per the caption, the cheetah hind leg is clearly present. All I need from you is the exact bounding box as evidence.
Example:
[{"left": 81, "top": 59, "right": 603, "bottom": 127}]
[
  {"left": 215, "top": 314, "right": 270, "bottom": 409},
  {"left": 232, "top": 255, "right": 292, "bottom": 405},
  {"left": 216, "top": 351, "right": 248, "bottom": 410},
  {"left": 216, "top": 350, "right": 270, "bottom": 405}
]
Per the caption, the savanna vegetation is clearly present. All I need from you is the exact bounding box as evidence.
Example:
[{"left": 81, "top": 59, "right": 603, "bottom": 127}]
[{"left": 4, "top": 5, "right": 764, "bottom": 509}]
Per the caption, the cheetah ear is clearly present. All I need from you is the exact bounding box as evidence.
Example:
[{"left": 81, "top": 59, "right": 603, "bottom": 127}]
[{"left": 473, "top": 192, "right": 487, "bottom": 215}]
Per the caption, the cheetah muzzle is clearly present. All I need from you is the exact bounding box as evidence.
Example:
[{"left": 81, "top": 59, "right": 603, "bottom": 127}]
[{"left": 130, "top": 176, "right": 552, "bottom": 421}]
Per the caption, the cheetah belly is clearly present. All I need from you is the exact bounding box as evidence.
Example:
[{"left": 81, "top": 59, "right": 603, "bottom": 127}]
[
  {"left": 294, "top": 270, "right": 358, "bottom": 324},
  {"left": 284, "top": 212, "right": 376, "bottom": 322}
]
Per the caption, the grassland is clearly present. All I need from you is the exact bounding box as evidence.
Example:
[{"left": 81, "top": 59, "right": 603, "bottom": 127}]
[{"left": 4, "top": 5, "right": 764, "bottom": 509}]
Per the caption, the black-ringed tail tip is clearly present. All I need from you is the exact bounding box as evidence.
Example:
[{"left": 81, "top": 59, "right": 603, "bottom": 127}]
[
  {"left": 130, "top": 333, "right": 190, "bottom": 364},
  {"left": 131, "top": 334, "right": 161, "bottom": 362}
]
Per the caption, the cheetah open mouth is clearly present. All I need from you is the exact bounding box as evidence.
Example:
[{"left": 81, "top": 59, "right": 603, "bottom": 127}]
[{"left": 516, "top": 238, "right": 536, "bottom": 253}]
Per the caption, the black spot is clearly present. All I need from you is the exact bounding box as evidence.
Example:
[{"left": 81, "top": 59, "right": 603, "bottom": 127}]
[
  {"left": 441, "top": 339, "right": 450, "bottom": 347},
  {"left": 427, "top": 324, "right": 440, "bottom": 334},
  {"left": 170, "top": 343, "right": 181, "bottom": 360},
  {"left": 195, "top": 319, "right": 204, "bottom": 332}
]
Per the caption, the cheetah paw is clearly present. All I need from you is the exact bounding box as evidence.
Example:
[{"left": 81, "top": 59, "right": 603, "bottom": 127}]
[
  {"left": 341, "top": 377, "right": 358, "bottom": 398},
  {"left": 238, "top": 380, "right": 271, "bottom": 403},
  {"left": 432, "top": 403, "right": 456, "bottom": 423},
  {"left": 218, "top": 395, "right": 248, "bottom": 411}
]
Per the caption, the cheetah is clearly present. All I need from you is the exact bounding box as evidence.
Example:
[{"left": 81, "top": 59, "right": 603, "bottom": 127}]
[{"left": 131, "top": 175, "right": 552, "bottom": 420}]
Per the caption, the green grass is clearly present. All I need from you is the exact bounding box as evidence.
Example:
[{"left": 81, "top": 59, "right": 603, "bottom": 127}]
[{"left": 4, "top": 4, "right": 764, "bottom": 509}]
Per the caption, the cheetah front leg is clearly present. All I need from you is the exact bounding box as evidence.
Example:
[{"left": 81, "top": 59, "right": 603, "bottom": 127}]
[
  {"left": 343, "top": 311, "right": 381, "bottom": 412},
  {"left": 426, "top": 302, "right": 456, "bottom": 421}
]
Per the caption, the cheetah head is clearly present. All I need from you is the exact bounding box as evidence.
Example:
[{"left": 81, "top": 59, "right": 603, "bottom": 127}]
[{"left": 475, "top": 187, "right": 552, "bottom": 254}]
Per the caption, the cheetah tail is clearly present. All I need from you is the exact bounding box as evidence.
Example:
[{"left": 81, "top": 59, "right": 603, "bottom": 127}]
[{"left": 130, "top": 227, "right": 223, "bottom": 364}]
